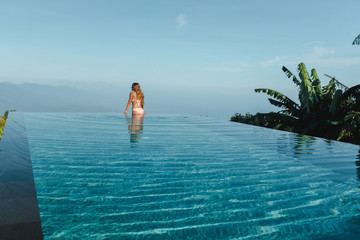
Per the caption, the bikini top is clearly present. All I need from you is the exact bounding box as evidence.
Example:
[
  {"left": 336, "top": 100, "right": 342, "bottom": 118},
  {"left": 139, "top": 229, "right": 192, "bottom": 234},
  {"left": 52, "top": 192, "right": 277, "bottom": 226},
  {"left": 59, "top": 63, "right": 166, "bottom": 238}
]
[{"left": 132, "top": 99, "right": 142, "bottom": 107}]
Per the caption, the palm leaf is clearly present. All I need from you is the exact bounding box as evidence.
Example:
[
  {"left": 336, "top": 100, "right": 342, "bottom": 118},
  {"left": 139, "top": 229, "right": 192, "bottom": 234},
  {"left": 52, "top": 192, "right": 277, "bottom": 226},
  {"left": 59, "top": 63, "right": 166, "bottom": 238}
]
[
  {"left": 267, "top": 98, "right": 302, "bottom": 117},
  {"left": 282, "top": 66, "right": 300, "bottom": 86},
  {"left": 298, "top": 63, "right": 316, "bottom": 110},
  {"left": 255, "top": 88, "right": 285, "bottom": 98},
  {"left": 311, "top": 69, "right": 322, "bottom": 98},
  {"left": 311, "top": 68, "right": 319, "bottom": 82},
  {"left": 255, "top": 88, "right": 300, "bottom": 110},
  {"left": 298, "top": 63, "right": 311, "bottom": 83},
  {"left": 353, "top": 34, "right": 360, "bottom": 45},
  {"left": 322, "top": 79, "right": 336, "bottom": 97},
  {"left": 268, "top": 98, "right": 287, "bottom": 108},
  {"left": 329, "top": 89, "right": 343, "bottom": 115}
]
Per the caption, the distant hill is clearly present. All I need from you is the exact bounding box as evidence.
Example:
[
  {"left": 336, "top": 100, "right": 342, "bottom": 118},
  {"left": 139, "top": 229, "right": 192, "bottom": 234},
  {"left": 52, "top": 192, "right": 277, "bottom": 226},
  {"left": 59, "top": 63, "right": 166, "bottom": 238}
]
[{"left": 0, "top": 82, "right": 122, "bottom": 112}]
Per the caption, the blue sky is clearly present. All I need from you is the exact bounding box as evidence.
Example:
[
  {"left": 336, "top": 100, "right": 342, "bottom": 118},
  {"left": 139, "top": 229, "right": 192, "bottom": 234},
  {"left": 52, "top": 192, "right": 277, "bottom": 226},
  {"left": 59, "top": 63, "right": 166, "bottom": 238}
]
[{"left": 1, "top": 0, "right": 359, "bottom": 118}]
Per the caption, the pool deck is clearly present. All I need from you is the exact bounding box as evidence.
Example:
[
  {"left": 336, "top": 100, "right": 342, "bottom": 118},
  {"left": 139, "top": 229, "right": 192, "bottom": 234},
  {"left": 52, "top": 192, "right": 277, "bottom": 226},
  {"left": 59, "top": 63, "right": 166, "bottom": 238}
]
[{"left": 0, "top": 112, "right": 43, "bottom": 239}]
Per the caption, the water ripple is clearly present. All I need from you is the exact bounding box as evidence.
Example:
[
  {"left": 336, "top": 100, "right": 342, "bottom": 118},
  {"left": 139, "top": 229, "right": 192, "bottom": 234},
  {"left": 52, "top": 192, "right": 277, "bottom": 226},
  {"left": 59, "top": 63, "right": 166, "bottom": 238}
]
[{"left": 24, "top": 113, "right": 360, "bottom": 240}]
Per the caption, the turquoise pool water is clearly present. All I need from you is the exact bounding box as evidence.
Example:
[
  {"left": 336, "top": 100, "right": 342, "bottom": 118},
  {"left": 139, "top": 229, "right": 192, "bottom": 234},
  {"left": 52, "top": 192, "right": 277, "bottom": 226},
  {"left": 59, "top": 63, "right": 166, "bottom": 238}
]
[{"left": 24, "top": 113, "right": 360, "bottom": 239}]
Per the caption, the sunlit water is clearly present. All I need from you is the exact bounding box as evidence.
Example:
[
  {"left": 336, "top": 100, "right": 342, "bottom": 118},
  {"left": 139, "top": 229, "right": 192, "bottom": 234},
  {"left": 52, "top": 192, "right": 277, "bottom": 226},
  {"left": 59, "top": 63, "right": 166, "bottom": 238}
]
[{"left": 24, "top": 113, "right": 360, "bottom": 239}]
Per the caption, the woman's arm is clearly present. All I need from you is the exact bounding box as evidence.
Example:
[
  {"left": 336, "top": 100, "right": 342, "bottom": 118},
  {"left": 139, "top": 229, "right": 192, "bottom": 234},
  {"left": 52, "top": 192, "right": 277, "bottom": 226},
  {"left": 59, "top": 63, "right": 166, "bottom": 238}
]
[{"left": 123, "top": 92, "right": 134, "bottom": 114}]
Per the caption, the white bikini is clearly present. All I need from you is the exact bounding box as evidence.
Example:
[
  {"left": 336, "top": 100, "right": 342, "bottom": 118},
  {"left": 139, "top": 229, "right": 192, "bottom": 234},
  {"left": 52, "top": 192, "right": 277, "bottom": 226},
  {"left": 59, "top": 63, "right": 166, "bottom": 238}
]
[{"left": 132, "top": 98, "right": 144, "bottom": 114}]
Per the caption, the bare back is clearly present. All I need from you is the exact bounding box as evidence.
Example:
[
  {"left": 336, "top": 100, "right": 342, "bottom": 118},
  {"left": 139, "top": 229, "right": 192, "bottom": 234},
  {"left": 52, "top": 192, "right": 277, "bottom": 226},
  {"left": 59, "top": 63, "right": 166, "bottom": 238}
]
[{"left": 131, "top": 92, "right": 143, "bottom": 109}]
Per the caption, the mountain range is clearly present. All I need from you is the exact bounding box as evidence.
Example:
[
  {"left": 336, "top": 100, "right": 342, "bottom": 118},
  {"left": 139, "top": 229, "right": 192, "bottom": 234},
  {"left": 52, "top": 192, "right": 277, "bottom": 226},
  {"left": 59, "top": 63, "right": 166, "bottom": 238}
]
[{"left": 0, "top": 82, "right": 122, "bottom": 112}]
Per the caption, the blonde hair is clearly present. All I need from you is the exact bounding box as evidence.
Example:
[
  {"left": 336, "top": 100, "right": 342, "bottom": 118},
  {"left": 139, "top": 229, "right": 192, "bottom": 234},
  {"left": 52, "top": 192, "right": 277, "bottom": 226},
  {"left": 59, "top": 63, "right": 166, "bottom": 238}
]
[{"left": 132, "top": 83, "right": 144, "bottom": 108}]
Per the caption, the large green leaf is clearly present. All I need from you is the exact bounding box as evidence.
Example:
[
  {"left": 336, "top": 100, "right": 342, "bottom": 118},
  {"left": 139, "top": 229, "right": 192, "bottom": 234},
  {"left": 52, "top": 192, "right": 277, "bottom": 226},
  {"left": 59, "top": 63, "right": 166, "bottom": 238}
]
[
  {"left": 255, "top": 88, "right": 285, "bottom": 99},
  {"left": 282, "top": 66, "right": 300, "bottom": 86},
  {"left": 267, "top": 98, "right": 302, "bottom": 117},
  {"left": 255, "top": 88, "right": 300, "bottom": 109},
  {"left": 353, "top": 34, "right": 360, "bottom": 45},
  {"left": 322, "top": 79, "right": 336, "bottom": 97},
  {"left": 298, "top": 63, "right": 316, "bottom": 110},
  {"left": 311, "top": 68, "right": 322, "bottom": 98},
  {"left": 329, "top": 89, "right": 343, "bottom": 115}
]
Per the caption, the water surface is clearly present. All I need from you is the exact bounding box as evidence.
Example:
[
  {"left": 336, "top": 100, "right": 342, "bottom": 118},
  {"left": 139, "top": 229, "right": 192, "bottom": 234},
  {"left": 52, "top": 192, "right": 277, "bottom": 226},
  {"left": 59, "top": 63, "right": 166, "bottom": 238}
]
[{"left": 24, "top": 113, "right": 360, "bottom": 239}]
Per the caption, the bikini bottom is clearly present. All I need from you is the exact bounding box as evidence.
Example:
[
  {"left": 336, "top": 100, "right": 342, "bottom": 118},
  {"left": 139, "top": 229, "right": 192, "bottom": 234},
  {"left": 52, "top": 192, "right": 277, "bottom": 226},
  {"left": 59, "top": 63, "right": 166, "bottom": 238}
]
[{"left": 132, "top": 108, "right": 144, "bottom": 115}]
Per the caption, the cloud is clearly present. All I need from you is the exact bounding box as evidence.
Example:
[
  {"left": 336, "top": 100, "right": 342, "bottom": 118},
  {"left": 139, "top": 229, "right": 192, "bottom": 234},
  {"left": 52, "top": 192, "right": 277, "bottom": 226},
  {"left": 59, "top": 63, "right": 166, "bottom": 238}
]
[
  {"left": 268, "top": 55, "right": 360, "bottom": 69},
  {"left": 304, "top": 45, "right": 360, "bottom": 67},
  {"left": 302, "top": 56, "right": 360, "bottom": 68},
  {"left": 259, "top": 45, "right": 359, "bottom": 68},
  {"left": 260, "top": 56, "right": 283, "bottom": 67},
  {"left": 311, "top": 47, "right": 335, "bottom": 58},
  {"left": 176, "top": 14, "right": 187, "bottom": 29},
  {"left": 203, "top": 62, "right": 249, "bottom": 72}
]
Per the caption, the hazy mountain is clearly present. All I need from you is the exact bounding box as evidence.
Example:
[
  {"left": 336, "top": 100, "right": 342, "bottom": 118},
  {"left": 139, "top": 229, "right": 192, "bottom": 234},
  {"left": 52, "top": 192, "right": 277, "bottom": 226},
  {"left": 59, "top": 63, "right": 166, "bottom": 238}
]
[{"left": 0, "top": 82, "right": 122, "bottom": 112}]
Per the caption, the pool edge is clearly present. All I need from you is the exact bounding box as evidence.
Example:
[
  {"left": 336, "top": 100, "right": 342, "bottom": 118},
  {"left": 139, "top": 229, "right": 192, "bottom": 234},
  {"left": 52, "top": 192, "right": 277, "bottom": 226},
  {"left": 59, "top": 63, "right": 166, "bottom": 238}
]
[{"left": 0, "top": 112, "right": 43, "bottom": 240}]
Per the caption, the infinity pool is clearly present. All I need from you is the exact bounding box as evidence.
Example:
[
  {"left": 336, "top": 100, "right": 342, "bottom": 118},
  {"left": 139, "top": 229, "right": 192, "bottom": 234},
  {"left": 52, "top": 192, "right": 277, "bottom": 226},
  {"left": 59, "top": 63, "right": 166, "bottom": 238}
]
[{"left": 24, "top": 113, "right": 360, "bottom": 239}]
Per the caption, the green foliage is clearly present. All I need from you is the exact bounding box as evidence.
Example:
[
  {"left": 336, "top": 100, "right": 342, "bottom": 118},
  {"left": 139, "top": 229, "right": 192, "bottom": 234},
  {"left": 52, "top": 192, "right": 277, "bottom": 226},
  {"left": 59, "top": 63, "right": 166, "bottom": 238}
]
[
  {"left": 338, "top": 111, "right": 360, "bottom": 143},
  {"left": 298, "top": 63, "right": 320, "bottom": 110},
  {"left": 232, "top": 63, "right": 360, "bottom": 144},
  {"left": 231, "top": 112, "right": 296, "bottom": 131},
  {"left": 311, "top": 69, "right": 322, "bottom": 97},
  {"left": 353, "top": 34, "right": 360, "bottom": 45},
  {"left": 329, "top": 89, "right": 343, "bottom": 116},
  {"left": 254, "top": 88, "right": 301, "bottom": 118},
  {"left": 282, "top": 66, "right": 300, "bottom": 86},
  {"left": 340, "top": 84, "right": 360, "bottom": 112},
  {"left": 0, "top": 110, "right": 9, "bottom": 141}
]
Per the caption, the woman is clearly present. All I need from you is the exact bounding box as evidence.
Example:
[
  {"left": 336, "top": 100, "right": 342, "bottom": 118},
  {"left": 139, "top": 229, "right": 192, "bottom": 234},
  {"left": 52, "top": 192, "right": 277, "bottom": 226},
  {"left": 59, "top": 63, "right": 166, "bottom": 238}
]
[{"left": 123, "top": 83, "right": 145, "bottom": 115}]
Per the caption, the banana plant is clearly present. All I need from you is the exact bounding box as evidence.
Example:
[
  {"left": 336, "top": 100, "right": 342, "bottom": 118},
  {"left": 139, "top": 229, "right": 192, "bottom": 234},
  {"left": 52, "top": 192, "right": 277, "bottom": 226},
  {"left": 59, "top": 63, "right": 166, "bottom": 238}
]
[
  {"left": 281, "top": 63, "right": 322, "bottom": 112},
  {"left": 298, "top": 63, "right": 319, "bottom": 111},
  {"left": 253, "top": 88, "right": 301, "bottom": 118},
  {"left": 233, "top": 62, "right": 360, "bottom": 143},
  {"left": 252, "top": 63, "right": 348, "bottom": 137},
  {"left": 329, "top": 89, "right": 343, "bottom": 116},
  {"left": 353, "top": 34, "right": 360, "bottom": 45},
  {"left": 282, "top": 63, "right": 345, "bottom": 118},
  {"left": 256, "top": 63, "right": 323, "bottom": 116}
]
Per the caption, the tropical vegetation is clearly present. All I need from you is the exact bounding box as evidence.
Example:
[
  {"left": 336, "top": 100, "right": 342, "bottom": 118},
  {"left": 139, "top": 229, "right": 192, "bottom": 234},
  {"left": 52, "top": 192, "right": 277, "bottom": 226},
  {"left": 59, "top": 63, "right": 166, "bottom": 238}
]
[
  {"left": 0, "top": 110, "right": 9, "bottom": 142},
  {"left": 353, "top": 34, "right": 360, "bottom": 45},
  {"left": 231, "top": 63, "right": 360, "bottom": 144}
]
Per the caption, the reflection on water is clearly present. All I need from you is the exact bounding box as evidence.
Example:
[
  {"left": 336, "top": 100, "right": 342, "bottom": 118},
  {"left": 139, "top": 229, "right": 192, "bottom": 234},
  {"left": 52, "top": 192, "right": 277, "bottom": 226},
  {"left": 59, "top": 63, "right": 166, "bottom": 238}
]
[
  {"left": 125, "top": 114, "right": 144, "bottom": 143},
  {"left": 276, "top": 133, "right": 360, "bottom": 180},
  {"left": 292, "top": 134, "right": 317, "bottom": 157},
  {"left": 276, "top": 134, "right": 316, "bottom": 159}
]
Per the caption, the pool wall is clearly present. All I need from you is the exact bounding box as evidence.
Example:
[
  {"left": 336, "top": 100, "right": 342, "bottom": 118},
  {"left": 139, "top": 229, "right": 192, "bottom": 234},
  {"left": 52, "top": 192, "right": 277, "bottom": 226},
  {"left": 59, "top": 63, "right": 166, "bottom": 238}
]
[{"left": 0, "top": 112, "right": 43, "bottom": 239}]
